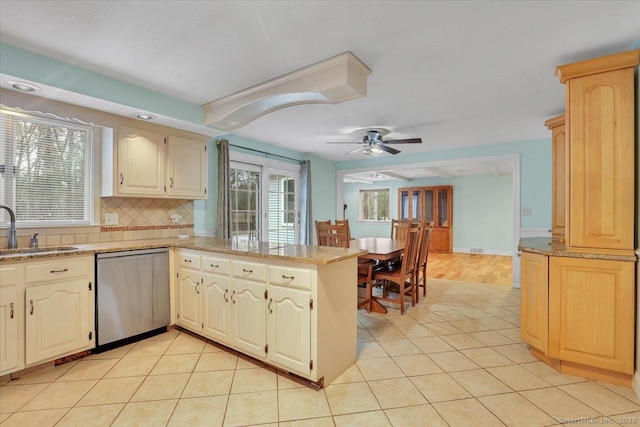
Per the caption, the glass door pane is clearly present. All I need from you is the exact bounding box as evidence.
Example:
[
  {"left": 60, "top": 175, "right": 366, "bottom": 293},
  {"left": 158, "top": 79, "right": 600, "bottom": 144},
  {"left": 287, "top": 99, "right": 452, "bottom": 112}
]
[
  {"left": 400, "top": 191, "right": 409, "bottom": 219},
  {"left": 438, "top": 189, "right": 449, "bottom": 227},
  {"left": 267, "top": 172, "right": 298, "bottom": 245},
  {"left": 411, "top": 191, "right": 421, "bottom": 222},
  {"left": 424, "top": 190, "right": 435, "bottom": 225},
  {"left": 230, "top": 163, "right": 261, "bottom": 241}
]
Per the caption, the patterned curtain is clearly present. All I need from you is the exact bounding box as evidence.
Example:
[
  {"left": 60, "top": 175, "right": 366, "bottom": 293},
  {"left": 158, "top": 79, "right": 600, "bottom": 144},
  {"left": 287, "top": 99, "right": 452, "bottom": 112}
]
[
  {"left": 216, "top": 139, "right": 231, "bottom": 239},
  {"left": 299, "top": 160, "right": 312, "bottom": 245}
]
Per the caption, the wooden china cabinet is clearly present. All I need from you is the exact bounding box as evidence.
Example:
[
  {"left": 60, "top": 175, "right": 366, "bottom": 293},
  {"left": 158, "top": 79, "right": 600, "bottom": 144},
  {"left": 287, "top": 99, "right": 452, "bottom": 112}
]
[{"left": 398, "top": 185, "right": 452, "bottom": 253}]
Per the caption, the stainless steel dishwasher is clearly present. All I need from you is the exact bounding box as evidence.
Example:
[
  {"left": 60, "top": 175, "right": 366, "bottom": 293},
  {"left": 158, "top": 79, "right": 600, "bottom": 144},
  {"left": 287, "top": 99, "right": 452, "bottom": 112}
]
[{"left": 96, "top": 248, "right": 170, "bottom": 351}]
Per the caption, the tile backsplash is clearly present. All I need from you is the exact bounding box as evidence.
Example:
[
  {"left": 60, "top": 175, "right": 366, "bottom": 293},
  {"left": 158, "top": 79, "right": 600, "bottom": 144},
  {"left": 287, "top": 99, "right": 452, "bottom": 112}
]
[{"left": 1, "top": 198, "right": 195, "bottom": 247}]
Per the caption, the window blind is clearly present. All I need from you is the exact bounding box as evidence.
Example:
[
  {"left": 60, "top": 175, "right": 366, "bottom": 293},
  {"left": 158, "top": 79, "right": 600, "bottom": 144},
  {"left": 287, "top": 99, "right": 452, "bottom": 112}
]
[{"left": 0, "top": 109, "right": 92, "bottom": 225}]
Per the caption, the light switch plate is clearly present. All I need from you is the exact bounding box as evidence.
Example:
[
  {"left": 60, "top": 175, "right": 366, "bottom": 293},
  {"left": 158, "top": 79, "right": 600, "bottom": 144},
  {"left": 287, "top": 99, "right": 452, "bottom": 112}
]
[
  {"left": 105, "top": 213, "right": 119, "bottom": 225},
  {"left": 521, "top": 206, "right": 532, "bottom": 216}
]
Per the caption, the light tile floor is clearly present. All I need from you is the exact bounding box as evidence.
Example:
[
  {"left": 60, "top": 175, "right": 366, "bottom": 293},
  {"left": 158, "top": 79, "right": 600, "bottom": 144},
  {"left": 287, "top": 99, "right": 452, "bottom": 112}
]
[{"left": 2, "top": 278, "right": 640, "bottom": 426}]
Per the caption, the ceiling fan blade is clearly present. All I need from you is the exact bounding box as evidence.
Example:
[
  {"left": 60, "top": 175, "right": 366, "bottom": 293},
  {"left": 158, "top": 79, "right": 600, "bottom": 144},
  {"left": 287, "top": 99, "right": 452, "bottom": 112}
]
[
  {"left": 326, "top": 141, "right": 361, "bottom": 144},
  {"left": 377, "top": 144, "right": 401, "bottom": 155},
  {"left": 384, "top": 138, "right": 422, "bottom": 144},
  {"left": 345, "top": 146, "right": 366, "bottom": 155}
]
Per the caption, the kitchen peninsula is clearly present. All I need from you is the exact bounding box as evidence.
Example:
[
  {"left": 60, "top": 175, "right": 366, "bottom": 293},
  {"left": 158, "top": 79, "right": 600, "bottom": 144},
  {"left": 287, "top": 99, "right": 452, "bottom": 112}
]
[{"left": 0, "top": 237, "right": 366, "bottom": 387}]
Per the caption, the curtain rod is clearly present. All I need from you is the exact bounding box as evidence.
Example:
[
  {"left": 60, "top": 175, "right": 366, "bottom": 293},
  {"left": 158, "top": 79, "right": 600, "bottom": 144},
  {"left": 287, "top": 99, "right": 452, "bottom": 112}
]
[{"left": 221, "top": 141, "right": 303, "bottom": 164}]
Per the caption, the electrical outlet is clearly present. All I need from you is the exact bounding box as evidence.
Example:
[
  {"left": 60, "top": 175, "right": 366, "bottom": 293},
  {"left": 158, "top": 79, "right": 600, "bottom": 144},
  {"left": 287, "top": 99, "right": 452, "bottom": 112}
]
[
  {"left": 104, "top": 213, "right": 119, "bottom": 225},
  {"left": 521, "top": 206, "right": 532, "bottom": 216}
]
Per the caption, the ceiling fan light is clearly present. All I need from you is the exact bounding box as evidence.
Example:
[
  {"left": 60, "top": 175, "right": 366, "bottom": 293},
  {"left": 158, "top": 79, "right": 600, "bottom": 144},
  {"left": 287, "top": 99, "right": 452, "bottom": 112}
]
[{"left": 370, "top": 146, "right": 384, "bottom": 154}]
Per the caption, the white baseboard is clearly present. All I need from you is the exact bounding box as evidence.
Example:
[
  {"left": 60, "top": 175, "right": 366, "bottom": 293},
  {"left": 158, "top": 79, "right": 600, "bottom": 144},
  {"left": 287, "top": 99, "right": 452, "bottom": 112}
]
[
  {"left": 633, "top": 372, "right": 640, "bottom": 400},
  {"left": 194, "top": 230, "right": 215, "bottom": 237},
  {"left": 520, "top": 228, "right": 551, "bottom": 238},
  {"left": 453, "top": 248, "right": 513, "bottom": 256}
]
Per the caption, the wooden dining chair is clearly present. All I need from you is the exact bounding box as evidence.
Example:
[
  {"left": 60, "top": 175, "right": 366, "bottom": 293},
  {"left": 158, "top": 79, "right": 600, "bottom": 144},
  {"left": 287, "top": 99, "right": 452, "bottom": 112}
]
[
  {"left": 390, "top": 219, "right": 409, "bottom": 240},
  {"left": 413, "top": 226, "right": 432, "bottom": 303},
  {"left": 372, "top": 225, "right": 421, "bottom": 314},
  {"left": 335, "top": 219, "right": 352, "bottom": 241},
  {"left": 316, "top": 222, "right": 349, "bottom": 248},
  {"left": 357, "top": 261, "right": 373, "bottom": 312},
  {"left": 315, "top": 220, "right": 332, "bottom": 245}
]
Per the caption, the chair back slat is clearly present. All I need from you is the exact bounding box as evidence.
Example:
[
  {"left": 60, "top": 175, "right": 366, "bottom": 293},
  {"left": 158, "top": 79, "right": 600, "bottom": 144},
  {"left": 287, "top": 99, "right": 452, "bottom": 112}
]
[
  {"left": 316, "top": 222, "right": 350, "bottom": 248},
  {"left": 335, "top": 219, "right": 351, "bottom": 241}
]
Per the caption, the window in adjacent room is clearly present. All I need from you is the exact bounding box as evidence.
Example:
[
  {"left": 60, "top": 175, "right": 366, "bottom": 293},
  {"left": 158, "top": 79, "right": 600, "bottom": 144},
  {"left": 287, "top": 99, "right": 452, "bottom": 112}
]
[
  {"left": 0, "top": 109, "right": 93, "bottom": 226},
  {"left": 358, "top": 188, "right": 390, "bottom": 221}
]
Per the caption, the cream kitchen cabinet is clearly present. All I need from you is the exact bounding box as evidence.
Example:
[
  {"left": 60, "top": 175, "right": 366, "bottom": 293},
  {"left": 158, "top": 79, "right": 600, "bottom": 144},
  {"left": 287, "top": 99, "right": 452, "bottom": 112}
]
[
  {"left": 0, "top": 265, "right": 20, "bottom": 374},
  {"left": 266, "top": 284, "right": 311, "bottom": 376},
  {"left": 102, "top": 125, "right": 208, "bottom": 200},
  {"left": 0, "top": 256, "right": 95, "bottom": 376},
  {"left": 25, "top": 279, "right": 91, "bottom": 365},
  {"left": 167, "top": 136, "right": 208, "bottom": 198},
  {"left": 176, "top": 266, "right": 202, "bottom": 332},
  {"left": 231, "top": 278, "right": 266, "bottom": 360},
  {"left": 173, "top": 248, "right": 356, "bottom": 385}
]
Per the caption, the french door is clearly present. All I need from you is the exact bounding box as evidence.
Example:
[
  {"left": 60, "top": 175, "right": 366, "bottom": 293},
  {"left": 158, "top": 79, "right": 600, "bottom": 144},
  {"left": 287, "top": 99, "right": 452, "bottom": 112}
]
[{"left": 230, "top": 161, "right": 299, "bottom": 245}]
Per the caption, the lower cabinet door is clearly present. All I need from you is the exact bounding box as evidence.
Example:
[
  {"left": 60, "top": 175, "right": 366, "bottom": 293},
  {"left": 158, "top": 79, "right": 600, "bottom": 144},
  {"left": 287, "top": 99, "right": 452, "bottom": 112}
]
[
  {"left": 202, "top": 273, "right": 231, "bottom": 345},
  {"left": 0, "top": 286, "right": 19, "bottom": 374},
  {"left": 231, "top": 279, "right": 266, "bottom": 360},
  {"left": 266, "top": 285, "right": 311, "bottom": 376},
  {"left": 549, "top": 257, "right": 635, "bottom": 374},
  {"left": 520, "top": 252, "right": 549, "bottom": 354},
  {"left": 176, "top": 267, "right": 201, "bottom": 332},
  {"left": 25, "top": 279, "right": 90, "bottom": 365}
]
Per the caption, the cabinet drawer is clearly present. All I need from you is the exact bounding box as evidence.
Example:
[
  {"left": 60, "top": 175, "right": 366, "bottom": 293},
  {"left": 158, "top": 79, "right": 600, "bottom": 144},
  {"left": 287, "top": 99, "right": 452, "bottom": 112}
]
[
  {"left": 176, "top": 251, "right": 201, "bottom": 269},
  {"left": 232, "top": 261, "right": 266, "bottom": 282},
  {"left": 202, "top": 256, "right": 230, "bottom": 275},
  {"left": 0, "top": 265, "right": 22, "bottom": 287},
  {"left": 269, "top": 265, "right": 312, "bottom": 290},
  {"left": 25, "top": 257, "right": 91, "bottom": 284}
]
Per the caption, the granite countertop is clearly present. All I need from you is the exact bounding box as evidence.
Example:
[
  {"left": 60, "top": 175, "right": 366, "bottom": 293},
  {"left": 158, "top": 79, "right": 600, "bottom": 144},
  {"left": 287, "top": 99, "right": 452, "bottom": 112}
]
[
  {"left": 518, "top": 237, "right": 637, "bottom": 262},
  {"left": 0, "top": 236, "right": 368, "bottom": 265}
]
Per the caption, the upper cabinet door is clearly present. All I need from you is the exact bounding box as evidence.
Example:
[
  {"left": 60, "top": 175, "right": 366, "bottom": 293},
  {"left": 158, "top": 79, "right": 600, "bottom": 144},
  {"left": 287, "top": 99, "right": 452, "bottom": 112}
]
[
  {"left": 559, "top": 51, "right": 638, "bottom": 254},
  {"left": 117, "top": 126, "right": 166, "bottom": 196},
  {"left": 167, "top": 136, "right": 207, "bottom": 199}
]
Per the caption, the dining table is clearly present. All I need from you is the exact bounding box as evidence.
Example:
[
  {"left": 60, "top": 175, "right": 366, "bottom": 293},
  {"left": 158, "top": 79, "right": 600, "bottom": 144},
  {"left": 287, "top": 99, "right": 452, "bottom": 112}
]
[{"left": 350, "top": 237, "right": 405, "bottom": 314}]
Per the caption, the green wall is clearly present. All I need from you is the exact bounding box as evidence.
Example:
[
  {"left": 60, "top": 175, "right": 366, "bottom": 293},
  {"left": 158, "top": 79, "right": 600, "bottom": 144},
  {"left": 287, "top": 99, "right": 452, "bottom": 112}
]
[{"left": 343, "top": 174, "right": 513, "bottom": 253}]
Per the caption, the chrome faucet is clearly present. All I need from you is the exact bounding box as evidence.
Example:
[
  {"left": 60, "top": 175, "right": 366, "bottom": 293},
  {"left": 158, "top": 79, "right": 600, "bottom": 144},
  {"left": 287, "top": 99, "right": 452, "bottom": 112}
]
[{"left": 0, "top": 205, "right": 18, "bottom": 249}]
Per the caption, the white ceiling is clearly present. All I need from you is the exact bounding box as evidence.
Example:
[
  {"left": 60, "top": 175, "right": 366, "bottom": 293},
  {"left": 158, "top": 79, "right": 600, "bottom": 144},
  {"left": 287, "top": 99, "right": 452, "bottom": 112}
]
[{"left": 0, "top": 1, "right": 638, "bottom": 175}]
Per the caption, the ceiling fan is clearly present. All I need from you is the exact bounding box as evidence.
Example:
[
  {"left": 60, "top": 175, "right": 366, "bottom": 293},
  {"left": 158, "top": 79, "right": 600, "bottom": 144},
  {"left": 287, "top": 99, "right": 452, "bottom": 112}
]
[{"left": 327, "top": 129, "right": 422, "bottom": 155}]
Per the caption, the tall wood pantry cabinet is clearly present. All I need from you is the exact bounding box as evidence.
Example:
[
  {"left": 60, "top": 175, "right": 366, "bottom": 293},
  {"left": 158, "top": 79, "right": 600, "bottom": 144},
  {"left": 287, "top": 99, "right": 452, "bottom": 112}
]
[
  {"left": 520, "top": 49, "right": 638, "bottom": 387},
  {"left": 398, "top": 185, "right": 452, "bottom": 253}
]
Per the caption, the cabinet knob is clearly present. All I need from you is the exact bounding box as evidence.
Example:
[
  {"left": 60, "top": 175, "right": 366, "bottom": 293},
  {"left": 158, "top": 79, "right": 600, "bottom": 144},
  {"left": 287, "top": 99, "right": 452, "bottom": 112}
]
[
  {"left": 120, "top": 173, "right": 124, "bottom": 185},
  {"left": 50, "top": 268, "right": 69, "bottom": 274},
  {"left": 170, "top": 177, "right": 174, "bottom": 188},
  {"left": 9, "top": 302, "right": 14, "bottom": 319},
  {"left": 223, "top": 289, "right": 229, "bottom": 303},
  {"left": 184, "top": 259, "right": 192, "bottom": 263},
  {"left": 242, "top": 269, "right": 253, "bottom": 274},
  {"left": 231, "top": 290, "right": 236, "bottom": 304},
  {"left": 29, "top": 299, "right": 34, "bottom": 315},
  {"left": 282, "top": 275, "right": 295, "bottom": 280},
  {"left": 268, "top": 298, "right": 273, "bottom": 313}
]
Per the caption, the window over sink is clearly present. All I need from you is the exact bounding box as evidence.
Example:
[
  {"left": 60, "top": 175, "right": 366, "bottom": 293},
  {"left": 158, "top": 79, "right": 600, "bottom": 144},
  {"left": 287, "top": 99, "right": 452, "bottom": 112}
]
[{"left": 0, "top": 109, "right": 93, "bottom": 226}]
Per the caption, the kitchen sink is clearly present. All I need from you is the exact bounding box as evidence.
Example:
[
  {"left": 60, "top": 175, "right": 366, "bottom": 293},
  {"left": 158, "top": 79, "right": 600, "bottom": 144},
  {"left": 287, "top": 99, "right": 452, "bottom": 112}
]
[{"left": 0, "top": 246, "right": 79, "bottom": 255}]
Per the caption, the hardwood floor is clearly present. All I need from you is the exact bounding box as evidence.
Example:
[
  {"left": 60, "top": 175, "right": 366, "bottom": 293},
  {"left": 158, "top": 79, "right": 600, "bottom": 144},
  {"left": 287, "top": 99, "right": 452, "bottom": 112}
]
[{"left": 427, "top": 252, "right": 513, "bottom": 286}]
